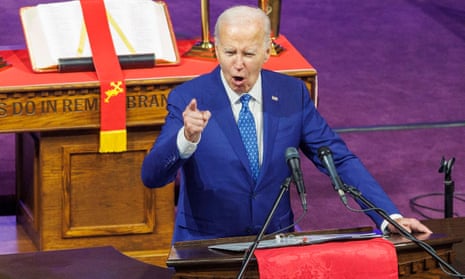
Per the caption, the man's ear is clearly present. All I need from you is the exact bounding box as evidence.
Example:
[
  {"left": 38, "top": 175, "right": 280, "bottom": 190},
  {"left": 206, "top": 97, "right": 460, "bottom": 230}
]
[{"left": 264, "top": 45, "right": 271, "bottom": 63}]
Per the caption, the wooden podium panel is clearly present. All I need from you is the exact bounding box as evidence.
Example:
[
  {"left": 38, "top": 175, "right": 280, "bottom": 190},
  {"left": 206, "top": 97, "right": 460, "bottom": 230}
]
[
  {"left": 0, "top": 36, "right": 317, "bottom": 267},
  {"left": 394, "top": 217, "right": 465, "bottom": 277},
  {"left": 16, "top": 129, "right": 175, "bottom": 266}
]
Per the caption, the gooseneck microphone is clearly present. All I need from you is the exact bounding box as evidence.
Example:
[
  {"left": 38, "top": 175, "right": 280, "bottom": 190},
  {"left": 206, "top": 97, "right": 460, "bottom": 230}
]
[
  {"left": 317, "top": 146, "right": 348, "bottom": 206},
  {"left": 285, "top": 147, "right": 307, "bottom": 211}
]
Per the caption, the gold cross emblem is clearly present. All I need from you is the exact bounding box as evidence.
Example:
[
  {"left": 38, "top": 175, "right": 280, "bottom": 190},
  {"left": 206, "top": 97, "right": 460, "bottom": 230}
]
[{"left": 104, "top": 81, "right": 123, "bottom": 103}]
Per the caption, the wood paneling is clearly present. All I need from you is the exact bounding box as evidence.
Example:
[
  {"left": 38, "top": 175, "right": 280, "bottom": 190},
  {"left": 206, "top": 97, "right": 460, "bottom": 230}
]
[{"left": 16, "top": 129, "right": 175, "bottom": 266}]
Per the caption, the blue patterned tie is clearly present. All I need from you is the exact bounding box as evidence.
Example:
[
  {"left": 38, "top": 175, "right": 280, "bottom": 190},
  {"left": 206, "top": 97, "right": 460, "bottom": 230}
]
[{"left": 238, "top": 94, "right": 260, "bottom": 182}]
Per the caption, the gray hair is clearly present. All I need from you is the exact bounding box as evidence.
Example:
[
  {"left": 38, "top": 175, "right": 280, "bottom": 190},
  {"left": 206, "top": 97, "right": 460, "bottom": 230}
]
[{"left": 214, "top": 5, "right": 271, "bottom": 49}]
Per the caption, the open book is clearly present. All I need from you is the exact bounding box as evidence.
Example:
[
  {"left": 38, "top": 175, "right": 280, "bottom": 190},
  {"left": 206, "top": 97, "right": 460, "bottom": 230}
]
[{"left": 20, "top": 0, "right": 180, "bottom": 72}]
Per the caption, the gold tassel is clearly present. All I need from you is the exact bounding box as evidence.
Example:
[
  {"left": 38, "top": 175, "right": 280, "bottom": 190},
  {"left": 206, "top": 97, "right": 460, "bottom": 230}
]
[{"left": 99, "top": 129, "right": 127, "bottom": 153}]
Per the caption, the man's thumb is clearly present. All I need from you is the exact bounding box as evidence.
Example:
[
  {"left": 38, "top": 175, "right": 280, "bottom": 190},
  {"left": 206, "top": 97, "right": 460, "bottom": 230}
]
[{"left": 187, "top": 98, "right": 197, "bottom": 111}]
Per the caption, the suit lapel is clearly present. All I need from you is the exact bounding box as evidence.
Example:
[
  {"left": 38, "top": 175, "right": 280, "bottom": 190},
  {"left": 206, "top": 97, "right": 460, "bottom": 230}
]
[{"left": 258, "top": 72, "right": 280, "bottom": 188}]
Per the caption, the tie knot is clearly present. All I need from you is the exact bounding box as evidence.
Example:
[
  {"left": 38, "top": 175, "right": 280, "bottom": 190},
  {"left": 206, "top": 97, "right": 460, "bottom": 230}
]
[{"left": 240, "top": 94, "right": 252, "bottom": 106}]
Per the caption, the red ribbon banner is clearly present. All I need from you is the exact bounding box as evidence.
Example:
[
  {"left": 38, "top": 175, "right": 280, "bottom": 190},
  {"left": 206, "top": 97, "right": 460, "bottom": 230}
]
[{"left": 80, "top": 0, "right": 127, "bottom": 152}]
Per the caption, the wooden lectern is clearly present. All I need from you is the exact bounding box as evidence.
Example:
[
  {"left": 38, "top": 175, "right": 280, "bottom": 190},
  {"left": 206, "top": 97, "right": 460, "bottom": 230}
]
[
  {"left": 167, "top": 217, "right": 465, "bottom": 278},
  {"left": 0, "top": 36, "right": 317, "bottom": 266}
]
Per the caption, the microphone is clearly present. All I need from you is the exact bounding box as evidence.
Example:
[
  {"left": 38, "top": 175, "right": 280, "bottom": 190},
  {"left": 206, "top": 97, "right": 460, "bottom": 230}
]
[
  {"left": 317, "top": 146, "right": 348, "bottom": 206},
  {"left": 285, "top": 147, "right": 307, "bottom": 211}
]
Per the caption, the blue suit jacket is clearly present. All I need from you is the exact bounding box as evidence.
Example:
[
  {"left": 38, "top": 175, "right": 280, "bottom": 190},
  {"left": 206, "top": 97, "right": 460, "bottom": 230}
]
[{"left": 141, "top": 66, "right": 400, "bottom": 242}]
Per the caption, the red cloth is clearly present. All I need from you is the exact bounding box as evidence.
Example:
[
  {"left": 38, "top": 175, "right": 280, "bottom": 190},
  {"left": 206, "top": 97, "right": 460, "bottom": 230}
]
[
  {"left": 254, "top": 238, "right": 398, "bottom": 279},
  {"left": 0, "top": 36, "right": 313, "bottom": 88}
]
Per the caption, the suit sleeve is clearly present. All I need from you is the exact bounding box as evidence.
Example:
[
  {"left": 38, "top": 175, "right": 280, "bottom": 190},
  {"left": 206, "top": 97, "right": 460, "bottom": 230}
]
[
  {"left": 297, "top": 82, "right": 401, "bottom": 228},
  {"left": 140, "top": 87, "right": 189, "bottom": 188}
]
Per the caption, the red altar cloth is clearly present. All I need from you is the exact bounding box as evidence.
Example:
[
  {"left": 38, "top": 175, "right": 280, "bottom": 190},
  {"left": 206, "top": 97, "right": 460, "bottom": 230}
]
[
  {"left": 0, "top": 36, "right": 313, "bottom": 89},
  {"left": 254, "top": 238, "right": 398, "bottom": 279}
]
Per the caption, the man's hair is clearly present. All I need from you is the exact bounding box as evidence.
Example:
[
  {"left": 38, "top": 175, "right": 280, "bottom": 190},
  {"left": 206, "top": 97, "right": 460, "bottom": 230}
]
[{"left": 214, "top": 5, "right": 271, "bottom": 49}]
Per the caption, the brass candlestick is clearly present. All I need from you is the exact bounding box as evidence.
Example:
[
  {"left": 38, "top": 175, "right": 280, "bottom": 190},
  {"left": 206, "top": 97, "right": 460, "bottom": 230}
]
[
  {"left": 184, "top": 0, "right": 216, "bottom": 59},
  {"left": 259, "top": 0, "right": 284, "bottom": 56},
  {"left": 0, "top": 56, "right": 11, "bottom": 72}
]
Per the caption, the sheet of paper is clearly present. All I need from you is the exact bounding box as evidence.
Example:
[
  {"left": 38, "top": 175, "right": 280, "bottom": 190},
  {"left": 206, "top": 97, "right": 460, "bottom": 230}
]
[{"left": 208, "top": 232, "right": 382, "bottom": 252}]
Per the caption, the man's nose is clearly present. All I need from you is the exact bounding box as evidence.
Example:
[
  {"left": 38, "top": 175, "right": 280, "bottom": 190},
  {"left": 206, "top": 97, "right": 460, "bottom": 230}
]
[{"left": 233, "top": 56, "right": 245, "bottom": 70}]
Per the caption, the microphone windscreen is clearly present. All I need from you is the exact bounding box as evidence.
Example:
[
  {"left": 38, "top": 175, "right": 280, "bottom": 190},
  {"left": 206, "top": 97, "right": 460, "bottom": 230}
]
[
  {"left": 317, "top": 146, "right": 331, "bottom": 160},
  {"left": 285, "top": 147, "right": 299, "bottom": 161}
]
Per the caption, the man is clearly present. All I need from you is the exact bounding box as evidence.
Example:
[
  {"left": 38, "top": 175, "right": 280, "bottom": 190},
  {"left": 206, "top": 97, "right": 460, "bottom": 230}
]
[{"left": 141, "top": 5, "right": 431, "bottom": 243}]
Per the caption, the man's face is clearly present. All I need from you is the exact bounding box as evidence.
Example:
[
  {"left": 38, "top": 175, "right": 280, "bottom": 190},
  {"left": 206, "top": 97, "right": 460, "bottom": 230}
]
[{"left": 215, "top": 22, "right": 270, "bottom": 94}]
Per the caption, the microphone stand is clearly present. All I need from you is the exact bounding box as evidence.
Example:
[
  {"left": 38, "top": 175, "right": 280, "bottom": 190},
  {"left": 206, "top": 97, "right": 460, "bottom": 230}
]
[
  {"left": 439, "top": 156, "right": 455, "bottom": 218},
  {"left": 236, "top": 177, "right": 292, "bottom": 279},
  {"left": 342, "top": 183, "right": 464, "bottom": 277}
]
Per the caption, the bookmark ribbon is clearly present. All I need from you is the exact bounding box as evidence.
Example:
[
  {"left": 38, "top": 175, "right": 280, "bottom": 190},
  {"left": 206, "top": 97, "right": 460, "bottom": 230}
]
[{"left": 80, "top": 0, "right": 127, "bottom": 152}]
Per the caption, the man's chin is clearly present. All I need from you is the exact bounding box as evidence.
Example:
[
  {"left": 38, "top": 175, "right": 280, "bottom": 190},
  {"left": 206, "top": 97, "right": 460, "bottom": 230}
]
[
  {"left": 224, "top": 77, "right": 247, "bottom": 93},
  {"left": 230, "top": 86, "right": 246, "bottom": 94}
]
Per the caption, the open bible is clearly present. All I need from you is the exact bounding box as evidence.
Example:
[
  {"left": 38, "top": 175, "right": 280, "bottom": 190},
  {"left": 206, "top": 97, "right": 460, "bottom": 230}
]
[{"left": 20, "top": 0, "right": 180, "bottom": 72}]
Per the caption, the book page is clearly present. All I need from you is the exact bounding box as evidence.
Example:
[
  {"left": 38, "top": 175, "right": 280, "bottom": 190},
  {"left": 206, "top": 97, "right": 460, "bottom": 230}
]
[
  {"left": 20, "top": 7, "right": 57, "bottom": 71},
  {"left": 36, "top": 1, "right": 88, "bottom": 62},
  {"left": 103, "top": 0, "right": 178, "bottom": 62},
  {"left": 22, "top": 0, "right": 178, "bottom": 71}
]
